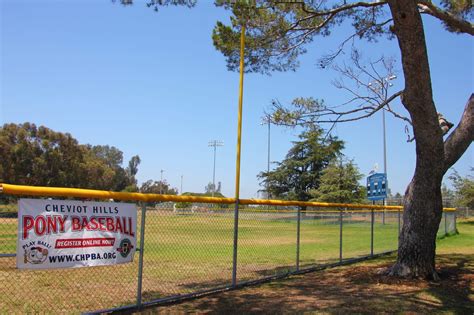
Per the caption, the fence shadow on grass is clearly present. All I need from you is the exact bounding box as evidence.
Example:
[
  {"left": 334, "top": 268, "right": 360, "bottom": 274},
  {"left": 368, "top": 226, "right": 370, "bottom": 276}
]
[{"left": 177, "top": 279, "right": 231, "bottom": 292}]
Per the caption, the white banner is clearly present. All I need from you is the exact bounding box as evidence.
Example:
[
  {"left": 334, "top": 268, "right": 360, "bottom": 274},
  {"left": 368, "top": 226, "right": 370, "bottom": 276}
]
[{"left": 17, "top": 198, "right": 137, "bottom": 269}]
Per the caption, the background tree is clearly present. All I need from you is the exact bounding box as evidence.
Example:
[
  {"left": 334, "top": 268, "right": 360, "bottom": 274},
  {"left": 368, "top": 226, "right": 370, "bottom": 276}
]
[
  {"left": 174, "top": 190, "right": 227, "bottom": 209},
  {"left": 449, "top": 169, "right": 474, "bottom": 209},
  {"left": 89, "top": 145, "right": 136, "bottom": 191},
  {"left": 139, "top": 180, "right": 178, "bottom": 207},
  {"left": 212, "top": 1, "right": 473, "bottom": 279},
  {"left": 0, "top": 123, "right": 140, "bottom": 191},
  {"left": 391, "top": 192, "right": 403, "bottom": 206},
  {"left": 258, "top": 127, "right": 344, "bottom": 202},
  {"left": 310, "top": 158, "right": 365, "bottom": 204},
  {"left": 205, "top": 181, "right": 223, "bottom": 195},
  {"left": 205, "top": 182, "right": 215, "bottom": 194},
  {"left": 140, "top": 179, "right": 178, "bottom": 195},
  {"left": 125, "top": 155, "right": 141, "bottom": 192},
  {"left": 0, "top": 122, "right": 86, "bottom": 187},
  {"left": 441, "top": 184, "right": 456, "bottom": 207}
]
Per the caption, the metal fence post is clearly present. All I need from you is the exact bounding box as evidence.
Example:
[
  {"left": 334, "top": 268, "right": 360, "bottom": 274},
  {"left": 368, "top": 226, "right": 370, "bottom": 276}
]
[
  {"left": 454, "top": 211, "right": 457, "bottom": 233},
  {"left": 444, "top": 211, "right": 447, "bottom": 236},
  {"left": 398, "top": 209, "right": 401, "bottom": 247},
  {"left": 136, "top": 204, "right": 147, "bottom": 309},
  {"left": 231, "top": 200, "right": 240, "bottom": 287},
  {"left": 370, "top": 208, "right": 374, "bottom": 256},
  {"left": 296, "top": 207, "right": 301, "bottom": 271},
  {"left": 382, "top": 198, "right": 386, "bottom": 225},
  {"left": 339, "top": 208, "right": 343, "bottom": 263}
]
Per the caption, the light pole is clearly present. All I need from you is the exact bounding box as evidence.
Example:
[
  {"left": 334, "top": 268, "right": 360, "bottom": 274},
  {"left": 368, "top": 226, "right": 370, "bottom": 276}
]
[
  {"left": 368, "top": 74, "right": 396, "bottom": 179},
  {"left": 160, "top": 169, "right": 164, "bottom": 194},
  {"left": 369, "top": 74, "right": 396, "bottom": 224},
  {"left": 208, "top": 140, "right": 224, "bottom": 197},
  {"left": 261, "top": 115, "right": 271, "bottom": 199},
  {"left": 180, "top": 175, "right": 183, "bottom": 195}
]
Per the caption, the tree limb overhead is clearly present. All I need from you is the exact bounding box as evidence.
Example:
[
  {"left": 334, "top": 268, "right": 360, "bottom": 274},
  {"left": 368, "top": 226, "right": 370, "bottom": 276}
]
[
  {"left": 418, "top": 1, "right": 474, "bottom": 36},
  {"left": 443, "top": 93, "right": 474, "bottom": 173}
]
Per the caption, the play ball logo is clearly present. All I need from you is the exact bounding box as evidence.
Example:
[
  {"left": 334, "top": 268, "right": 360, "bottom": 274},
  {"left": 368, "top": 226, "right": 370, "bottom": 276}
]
[
  {"left": 116, "top": 239, "right": 134, "bottom": 258},
  {"left": 24, "top": 246, "right": 49, "bottom": 264}
]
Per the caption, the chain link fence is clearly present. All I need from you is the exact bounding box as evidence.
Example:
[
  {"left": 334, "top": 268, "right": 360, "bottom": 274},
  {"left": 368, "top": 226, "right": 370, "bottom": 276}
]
[
  {"left": 0, "top": 192, "right": 457, "bottom": 313},
  {"left": 455, "top": 207, "right": 473, "bottom": 218},
  {"left": 438, "top": 210, "right": 457, "bottom": 237}
]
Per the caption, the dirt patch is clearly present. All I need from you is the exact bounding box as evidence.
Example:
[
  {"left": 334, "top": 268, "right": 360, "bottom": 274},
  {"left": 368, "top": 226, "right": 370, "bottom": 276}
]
[{"left": 135, "top": 254, "right": 473, "bottom": 314}]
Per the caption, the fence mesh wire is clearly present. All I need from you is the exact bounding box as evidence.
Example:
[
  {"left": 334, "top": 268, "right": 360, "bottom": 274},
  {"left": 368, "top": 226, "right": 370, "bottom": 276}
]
[
  {"left": 440, "top": 211, "right": 457, "bottom": 237},
  {"left": 342, "top": 210, "right": 371, "bottom": 259},
  {"left": 237, "top": 206, "right": 297, "bottom": 282},
  {"left": 300, "top": 208, "right": 340, "bottom": 267},
  {"left": 373, "top": 210, "right": 399, "bottom": 254},
  {"left": 0, "top": 195, "right": 459, "bottom": 313},
  {"left": 141, "top": 202, "right": 233, "bottom": 301}
]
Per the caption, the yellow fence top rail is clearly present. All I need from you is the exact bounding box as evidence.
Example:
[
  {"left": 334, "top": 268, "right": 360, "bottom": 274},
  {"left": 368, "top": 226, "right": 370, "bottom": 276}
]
[
  {"left": 0, "top": 183, "right": 456, "bottom": 212},
  {"left": 0, "top": 183, "right": 235, "bottom": 204}
]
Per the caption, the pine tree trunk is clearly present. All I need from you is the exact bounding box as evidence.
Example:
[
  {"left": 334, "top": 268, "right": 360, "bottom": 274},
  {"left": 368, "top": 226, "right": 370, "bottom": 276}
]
[
  {"left": 390, "top": 92, "right": 473, "bottom": 279},
  {"left": 390, "top": 178, "right": 443, "bottom": 279},
  {"left": 386, "top": 0, "right": 445, "bottom": 279}
]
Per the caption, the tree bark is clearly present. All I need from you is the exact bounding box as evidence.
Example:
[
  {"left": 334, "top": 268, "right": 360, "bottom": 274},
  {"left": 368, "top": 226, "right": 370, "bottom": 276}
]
[{"left": 387, "top": 0, "right": 445, "bottom": 279}]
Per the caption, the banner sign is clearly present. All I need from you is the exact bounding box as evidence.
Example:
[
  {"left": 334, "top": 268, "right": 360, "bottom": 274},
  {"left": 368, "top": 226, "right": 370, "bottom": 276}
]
[{"left": 17, "top": 198, "right": 137, "bottom": 270}]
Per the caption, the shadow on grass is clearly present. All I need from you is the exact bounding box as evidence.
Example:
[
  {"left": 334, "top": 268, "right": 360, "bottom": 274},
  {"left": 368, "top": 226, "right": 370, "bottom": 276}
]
[
  {"left": 137, "top": 253, "right": 473, "bottom": 314},
  {"left": 427, "top": 254, "right": 474, "bottom": 314}
]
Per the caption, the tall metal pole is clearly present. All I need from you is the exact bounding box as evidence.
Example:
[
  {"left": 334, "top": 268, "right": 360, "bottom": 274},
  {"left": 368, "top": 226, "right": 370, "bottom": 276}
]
[
  {"left": 370, "top": 75, "right": 395, "bottom": 225},
  {"left": 209, "top": 140, "right": 223, "bottom": 197},
  {"left": 180, "top": 175, "right": 183, "bottom": 194},
  {"left": 232, "top": 24, "right": 245, "bottom": 288},
  {"left": 261, "top": 115, "right": 271, "bottom": 200},
  {"left": 383, "top": 109, "right": 387, "bottom": 177},
  {"left": 339, "top": 208, "right": 343, "bottom": 263},
  {"left": 160, "top": 169, "right": 164, "bottom": 194},
  {"left": 296, "top": 207, "right": 301, "bottom": 271},
  {"left": 380, "top": 74, "right": 396, "bottom": 223},
  {"left": 371, "top": 207, "right": 375, "bottom": 256},
  {"left": 382, "top": 109, "right": 387, "bottom": 225},
  {"left": 267, "top": 117, "right": 271, "bottom": 199},
  {"left": 213, "top": 144, "right": 217, "bottom": 197},
  {"left": 136, "top": 204, "right": 147, "bottom": 308}
]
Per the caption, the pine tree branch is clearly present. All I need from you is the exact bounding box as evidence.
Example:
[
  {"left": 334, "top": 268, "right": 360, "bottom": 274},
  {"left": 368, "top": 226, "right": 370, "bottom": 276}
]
[
  {"left": 315, "top": 90, "right": 403, "bottom": 123},
  {"left": 417, "top": 1, "right": 474, "bottom": 36},
  {"left": 277, "top": 0, "right": 388, "bottom": 16},
  {"left": 272, "top": 91, "right": 403, "bottom": 126},
  {"left": 318, "top": 18, "right": 393, "bottom": 68},
  {"left": 262, "top": 2, "right": 389, "bottom": 53}
]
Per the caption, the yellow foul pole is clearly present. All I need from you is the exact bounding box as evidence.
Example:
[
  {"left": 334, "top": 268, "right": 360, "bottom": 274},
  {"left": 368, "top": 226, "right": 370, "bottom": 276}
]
[
  {"left": 234, "top": 24, "right": 246, "bottom": 200},
  {"left": 232, "top": 24, "right": 245, "bottom": 287}
]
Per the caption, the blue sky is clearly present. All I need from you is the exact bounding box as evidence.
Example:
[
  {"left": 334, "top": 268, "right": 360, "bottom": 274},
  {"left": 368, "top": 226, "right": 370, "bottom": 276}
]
[{"left": 1, "top": 0, "right": 472, "bottom": 198}]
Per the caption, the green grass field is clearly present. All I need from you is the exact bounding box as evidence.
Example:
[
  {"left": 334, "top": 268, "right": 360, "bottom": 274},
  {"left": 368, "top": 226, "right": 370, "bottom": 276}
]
[{"left": 0, "top": 208, "right": 457, "bottom": 313}]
